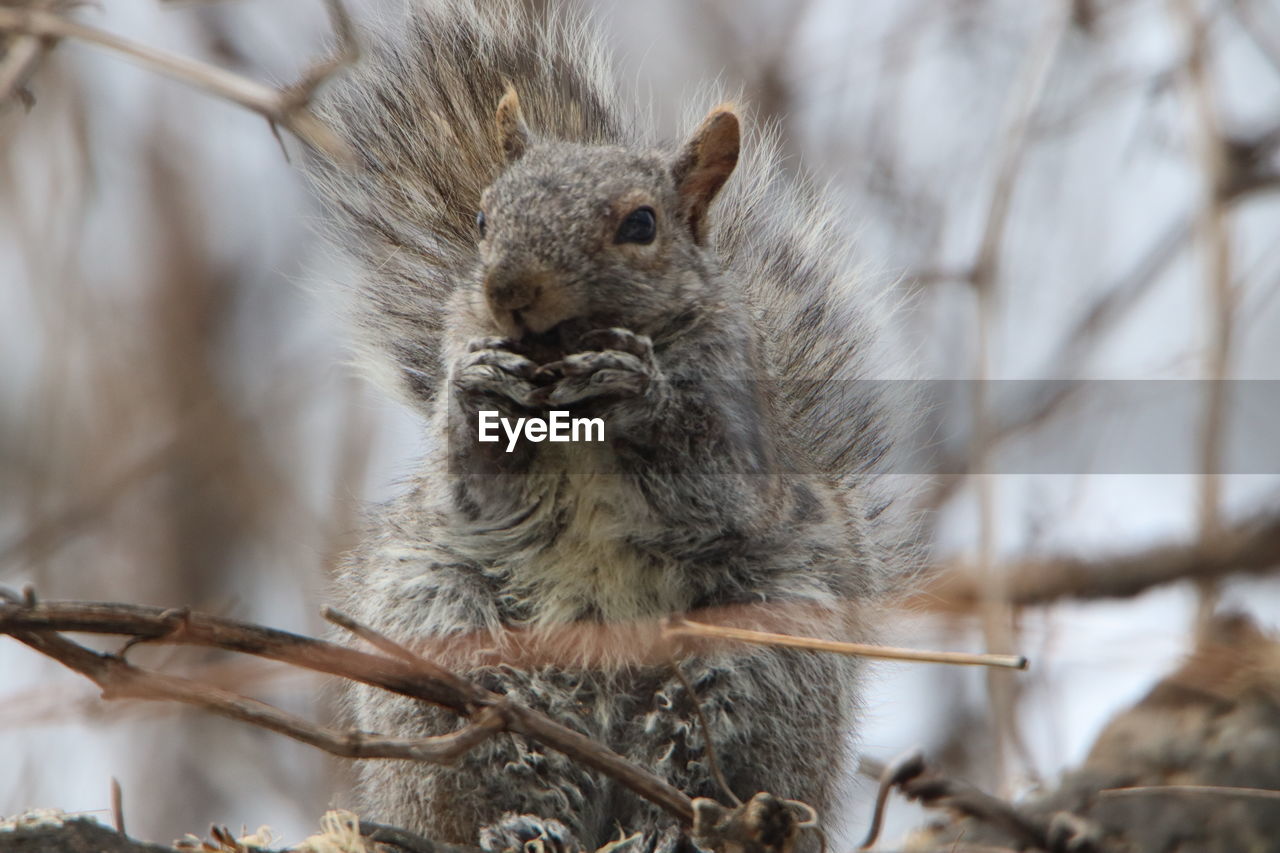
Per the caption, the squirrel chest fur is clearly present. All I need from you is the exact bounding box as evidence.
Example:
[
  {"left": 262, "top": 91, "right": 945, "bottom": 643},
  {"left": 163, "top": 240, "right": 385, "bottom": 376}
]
[
  {"left": 308, "top": 1, "right": 911, "bottom": 850},
  {"left": 489, "top": 462, "right": 685, "bottom": 629}
]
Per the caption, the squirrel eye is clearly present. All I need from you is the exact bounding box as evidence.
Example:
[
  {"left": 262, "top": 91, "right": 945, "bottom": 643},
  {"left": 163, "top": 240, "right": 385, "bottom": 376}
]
[
  {"left": 615, "top": 206, "right": 656, "bottom": 245},
  {"left": 475, "top": 210, "right": 487, "bottom": 237}
]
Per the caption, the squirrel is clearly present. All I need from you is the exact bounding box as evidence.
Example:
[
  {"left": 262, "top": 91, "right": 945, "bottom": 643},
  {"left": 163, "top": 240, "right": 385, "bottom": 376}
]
[{"left": 306, "top": 1, "right": 914, "bottom": 850}]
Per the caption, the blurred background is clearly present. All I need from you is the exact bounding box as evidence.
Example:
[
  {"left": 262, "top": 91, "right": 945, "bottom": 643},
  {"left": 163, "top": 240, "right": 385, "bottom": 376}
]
[{"left": 2, "top": 0, "right": 1279, "bottom": 847}]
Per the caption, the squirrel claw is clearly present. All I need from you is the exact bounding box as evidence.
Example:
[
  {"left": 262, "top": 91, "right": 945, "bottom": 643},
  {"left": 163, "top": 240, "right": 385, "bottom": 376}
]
[
  {"left": 556, "top": 350, "right": 645, "bottom": 378},
  {"left": 544, "top": 368, "right": 649, "bottom": 405},
  {"left": 454, "top": 343, "right": 543, "bottom": 407},
  {"left": 532, "top": 362, "right": 566, "bottom": 383},
  {"left": 528, "top": 334, "right": 657, "bottom": 405},
  {"left": 465, "top": 348, "right": 538, "bottom": 379}
]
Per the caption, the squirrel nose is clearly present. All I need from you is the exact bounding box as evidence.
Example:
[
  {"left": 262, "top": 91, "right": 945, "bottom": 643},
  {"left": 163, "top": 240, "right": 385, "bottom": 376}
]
[
  {"left": 483, "top": 263, "right": 544, "bottom": 327},
  {"left": 485, "top": 274, "right": 538, "bottom": 312}
]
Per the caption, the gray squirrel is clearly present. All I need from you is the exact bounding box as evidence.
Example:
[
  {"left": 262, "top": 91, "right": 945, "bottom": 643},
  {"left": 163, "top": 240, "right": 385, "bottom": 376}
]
[{"left": 306, "top": 0, "right": 914, "bottom": 849}]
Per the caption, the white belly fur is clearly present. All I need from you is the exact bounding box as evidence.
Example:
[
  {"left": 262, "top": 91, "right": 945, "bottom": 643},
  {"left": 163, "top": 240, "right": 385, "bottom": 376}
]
[{"left": 512, "top": 451, "right": 682, "bottom": 629}]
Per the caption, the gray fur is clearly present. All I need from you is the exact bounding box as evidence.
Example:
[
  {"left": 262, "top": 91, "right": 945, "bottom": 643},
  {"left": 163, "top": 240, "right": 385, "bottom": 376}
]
[{"left": 306, "top": 1, "right": 915, "bottom": 849}]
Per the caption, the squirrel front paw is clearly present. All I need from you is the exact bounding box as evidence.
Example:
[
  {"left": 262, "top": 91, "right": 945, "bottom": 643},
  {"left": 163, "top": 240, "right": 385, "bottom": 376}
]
[
  {"left": 453, "top": 337, "right": 543, "bottom": 409},
  {"left": 479, "top": 814, "right": 584, "bottom": 853},
  {"left": 534, "top": 328, "right": 658, "bottom": 407}
]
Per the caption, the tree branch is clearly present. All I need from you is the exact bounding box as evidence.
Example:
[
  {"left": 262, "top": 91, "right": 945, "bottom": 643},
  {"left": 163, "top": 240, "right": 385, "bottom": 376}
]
[
  {"left": 920, "top": 511, "right": 1280, "bottom": 611},
  {"left": 0, "top": 0, "right": 356, "bottom": 160},
  {"left": 0, "top": 591, "right": 696, "bottom": 824}
]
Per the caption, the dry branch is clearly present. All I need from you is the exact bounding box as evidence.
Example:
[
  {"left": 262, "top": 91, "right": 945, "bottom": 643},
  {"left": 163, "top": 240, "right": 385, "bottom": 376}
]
[
  {"left": 1, "top": 592, "right": 1040, "bottom": 839},
  {"left": 17, "top": 623, "right": 507, "bottom": 763},
  {"left": 0, "top": 0, "right": 356, "bottom": 159},
  {"left": 857, "top": 749, "right": 1079, "bottom": 852},
  {"left": 921, "top": 511, "right": 1280, "bottom": 611},
  {"left": 1099, "top": 784, "right": 1280, "bottom": 802},
  {"left": 0, "top": 0, "right": 62, "bottom": 108},
  {"left": 0, "top": 592, "right": 696, "bottom": 824},
  {"left": 664, "top": 619, "right": 1027, "bottom": 670}
]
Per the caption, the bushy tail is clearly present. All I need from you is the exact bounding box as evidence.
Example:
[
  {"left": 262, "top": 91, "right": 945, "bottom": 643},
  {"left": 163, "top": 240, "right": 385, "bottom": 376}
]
[
  {"left": 709, "top": 120, "right": 915, "bottom": 509},
  {"left": 308, "top": 0, "right": 630, "bottom": 402}
]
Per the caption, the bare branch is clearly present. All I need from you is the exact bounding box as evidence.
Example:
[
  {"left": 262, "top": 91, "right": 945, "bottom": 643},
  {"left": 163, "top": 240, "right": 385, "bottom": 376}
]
[
  {"left": 857, "top": 748, "right": 1062, "bottom": 851},
  {"left": 0, "top": 593, "right": 697, "bottom": 824},
  {"left": 670, "top": 658, "right": 741, "bottom": 807},
  {"left": 1099, "top": 784, "right": 1280, "bottom": 801},
  {"left": 0, "top": 0, "right": 62, "bottom": 109},
  {"left": 0, "top": 2, "right": 355, "bottom": 160},
  {"left": 8, "top": 622, "right": 507, "bottom": 763},
  {"left": 1169, "top": 0, "right": 1237, "bottom": 638},
  {"left": 920, "top": 511, "right": 1280, "bottom": 611}
]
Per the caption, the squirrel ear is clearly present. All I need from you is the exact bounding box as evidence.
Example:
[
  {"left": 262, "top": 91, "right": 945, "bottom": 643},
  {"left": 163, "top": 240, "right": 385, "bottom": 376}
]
[
  {"left": 495, "top": 86, "right": 531, "bottom": 163},
  {"left": 672, "top": 105, "right": 740, "bottom": 245}
]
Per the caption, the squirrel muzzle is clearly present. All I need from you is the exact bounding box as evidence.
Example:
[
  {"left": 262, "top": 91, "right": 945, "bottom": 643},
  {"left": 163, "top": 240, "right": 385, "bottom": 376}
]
[{"left": 482, "top": 260, "right": 575, "bottom": 337}]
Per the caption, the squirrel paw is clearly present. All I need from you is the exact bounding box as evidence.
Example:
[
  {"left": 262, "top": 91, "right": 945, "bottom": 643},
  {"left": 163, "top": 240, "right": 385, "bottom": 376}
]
[
  {"left": 454, "top": 338, "right": 542, "bottom": 408},
  {"left": 534, "top": 328, "right": 657, "bottom": 406},
  {"left": 479, "top": 814, "right": 584, "bottom": 853}
]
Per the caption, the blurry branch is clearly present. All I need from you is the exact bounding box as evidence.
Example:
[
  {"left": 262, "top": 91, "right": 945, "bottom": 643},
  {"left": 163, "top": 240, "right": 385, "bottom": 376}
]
[
  {"left": 9, "top": 618, "right": 508, "bottom": 763},
  {"left": 1170, "top": 0, "right": 1236, "bottom": 636},
  {"left": 0, "top": 0, "right": 61, "bottom": 110},
  {"left": 1231, "top": 0, "right": 1280, "bottom": 78},
  {"left": 686, "top": 0, "right": 812, "bottom": 165},
  {"left": 0, "top": 591, "right": 698, "bottom": 825},
  {"left": 914, "top": 1, "right": 1280, "bottom": 515},
  {"left": 0, "top": 346, "right": 336, "bottom": 573},
  {"left": 0, "top": 0, "right": 356, "bottom": 160},
  {"left": 0, "top": 430, "right": 178, "bottom": 568},
  {"left": 920, "top": 381, "right": 1086, "bottom": 510},
  {"left": 0, "top": 656, "right": 313, "bottom": 728},
  {"left": 917, "top": 120, "right": 1280, "bottom": 513},
  {"left": 965, "top": 6, "right": 1069, "bottom": 304},
  {"left": 1219, "top": 126, "right": 1280, "bottom": 200},
  {"left": 857, "top": 749, "right": 1095, "bottom": 852},
  {"left": 1099, "top": 784, "right": 1280, "bottom": 802},
  {"left": 966, "top": 1, "right": 1070, "bottom": 794},
  {"left": 919, "top": 511, "right": 1280, "bottom": 611}
]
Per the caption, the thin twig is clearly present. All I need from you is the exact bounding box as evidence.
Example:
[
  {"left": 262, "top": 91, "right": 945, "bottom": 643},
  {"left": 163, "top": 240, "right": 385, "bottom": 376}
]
[
  {"left": 857, "top": 748, "right": 1052, "bottom": 851},
  {"left": 664, "top": 619, "right": 1028, "bottom": 670},
  {"left": 323, "top": 605, "right": 480, "bottom": 699},
  {"left": 1099, "top": 784, "right": 1280, "bottom": 801},
  {"left": 964, "top": 2, "right": 1070, "bottom": 791},
  {"left": 1170, "top": 0, "right": 1235, "bottom": 641},
  {"left": 670, "top": 658, "right": 741, "bottom": 806},
  {"left": 859, "top": 748, "right": 925, "bottom": 850},
  {"left": 110, "top": 776, "right": 125, "bottom": 835}
]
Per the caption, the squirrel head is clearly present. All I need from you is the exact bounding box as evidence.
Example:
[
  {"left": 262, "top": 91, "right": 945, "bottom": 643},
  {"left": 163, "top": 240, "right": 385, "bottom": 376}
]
[{"left": 474, "top": 88, "right": 739, "bottom": 343}]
